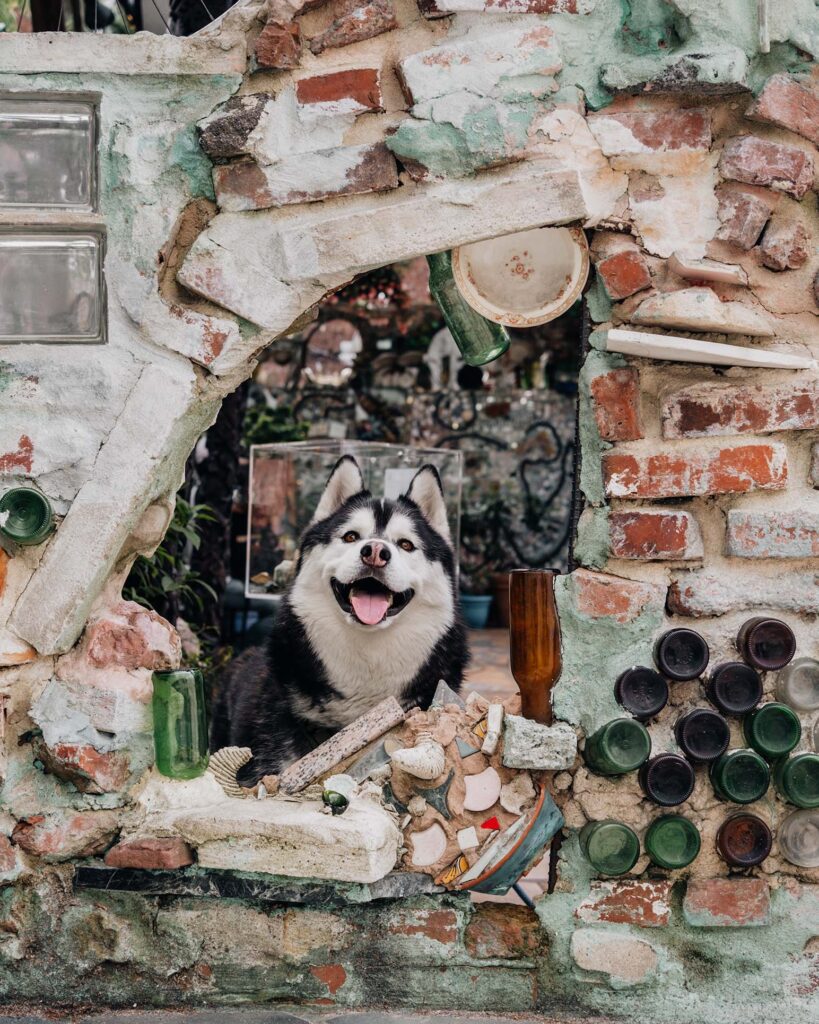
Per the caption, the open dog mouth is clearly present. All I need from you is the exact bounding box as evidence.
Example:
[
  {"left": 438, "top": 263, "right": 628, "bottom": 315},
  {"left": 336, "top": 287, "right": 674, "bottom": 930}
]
[{"left": 331, "top": 577, "right": 414, "bottom": 626}]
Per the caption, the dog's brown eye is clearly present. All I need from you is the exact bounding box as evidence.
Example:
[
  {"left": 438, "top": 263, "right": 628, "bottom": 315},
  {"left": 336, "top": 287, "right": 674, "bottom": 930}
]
[
  {"left": 398, "top": 539, "right": 415, "bottom": 552},
  {"left": 342, "top": 531, "right": 359, "bottom": 543}
]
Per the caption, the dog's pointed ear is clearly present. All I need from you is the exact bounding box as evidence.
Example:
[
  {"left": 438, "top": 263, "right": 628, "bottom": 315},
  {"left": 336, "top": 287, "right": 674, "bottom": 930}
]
[
  {"left": 312, "top": 456, "right": 365, "bottom": 522},
  {"left": 405, "top": 465, "right": 450, "bottom": 542}
]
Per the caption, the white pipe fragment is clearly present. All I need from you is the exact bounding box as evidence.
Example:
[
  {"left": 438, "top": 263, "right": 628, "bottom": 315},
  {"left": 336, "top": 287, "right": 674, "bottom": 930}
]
[
  {"left": 604, "top": 328, "right": 816, "bottom": 370},
  {"left": 481, "top": 703, "right": 504, "bottom": 755},
  {"left": 669, "top": 252, "right": 748, "bottom": 286}
]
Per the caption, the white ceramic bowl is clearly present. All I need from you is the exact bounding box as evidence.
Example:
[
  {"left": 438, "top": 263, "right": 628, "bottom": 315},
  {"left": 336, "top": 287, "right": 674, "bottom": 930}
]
[{"left": 452, "top": 225, "right": 589, "bottom": 328}]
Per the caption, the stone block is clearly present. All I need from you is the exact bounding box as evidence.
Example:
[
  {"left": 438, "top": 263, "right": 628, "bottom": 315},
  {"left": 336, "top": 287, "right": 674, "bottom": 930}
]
[
  {"left": 32, "top": 739, "right": 132, "bottom": 795},
  {"left": 608, "top": 509, "right": 703, "bottom": 561},
  {"left": 719, "top": 135, "right": 814, "bottom": 200},
  {"left": 309, "top": 0, "right": 396, "bottom": 55},
  {"left": 295, "top": 68, "right": 382, "bottom": 111},
  {"left": 465, "top": 904, "right": 542, "bottom": 959},
  {"left": 683, "top": 878, "right": 771, "bottom": 927},
  {"left": 589, "top": 366, "right": 643, "bottom": 441},
  {"left": 501, "top": 716, "right": 577, "bottom": 770},
  {"left": 747, "top": 73, "right": 819, "bottom": 146},
  {"left": 104, "top": 837, "right": 195, "bottom": 870},
  {"left": 397, "top": 21, "right": 561, "bottom": 106},
  {"left": 759, "top": 219, "right": 810, "bottom": 270},
  {"left": 198, "top": 93, "right": 268, "bottom": 160},
  {"left": 11, "top": 810, "right": 120, "bottom": 862},
  {"left": 661, "top": 380, "right": 819, "bottom": 439},
  {"left": 173, "top": 794, "right": 401, "bottom": 883},
  {"left": 213, "top": 143, "right": 399, "bottom": 212},
  {"left": 716, "top": 185, "right": 775, "bottom": 249},
  {"left": 84, "top": 601, "right": 181, "bottom": 671},
  {"left": 630, "top": 287, "right": 773, "bottom": 336},
  {"left": 575, "top": 880, "right": 672, "bottom": 927},
  {"left": 595, "top": 250, "right": 652, "bottom": 301},
  {"left": 668, "top": 252, "right": 748, "bottom": 285},
  {"left": 570, "top": 929, "right": 658, "bottom": 986},
  {"left": 254, "top": 19, "right": 300, "bottom": 69},
  {"left": 603, "top": 442, "right": 788, "bottom": 500},
  {"left": 726, "top": 510, "right": 819, "bottom": 559},
  {"left": 668, "top": 571, "right": 819, "bottom": 617},
  {"left": 571, "top": 569, "right": 665, "bottom": 624},
  {"left": 155, "top": 305, "right": 244, "bottom": 377},
  {"left": 0, "top": 629, "right": 36, "bottom": 668},
  {"left": 587, "top": 108, "right": 711, "bottom": 173}
]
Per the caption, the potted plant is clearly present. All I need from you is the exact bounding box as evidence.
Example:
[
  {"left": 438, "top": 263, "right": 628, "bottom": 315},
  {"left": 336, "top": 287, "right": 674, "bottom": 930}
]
[{"left": 459, "top": 564, "right": 494, "bottom": 629}]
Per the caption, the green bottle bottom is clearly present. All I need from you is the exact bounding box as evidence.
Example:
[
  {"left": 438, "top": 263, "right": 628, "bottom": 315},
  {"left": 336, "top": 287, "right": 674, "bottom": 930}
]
[
  {"left": 775, "top": 753, "right": 819, "bottom": 809},
  {"left": 710, "top": 749, "right": 770, "bottom": 805},
  {"left": 580, "top": 820, "right": 640, "bottom": 876},
  {"left": 645, "top": 815, "right": 701, "bottom": 869}
]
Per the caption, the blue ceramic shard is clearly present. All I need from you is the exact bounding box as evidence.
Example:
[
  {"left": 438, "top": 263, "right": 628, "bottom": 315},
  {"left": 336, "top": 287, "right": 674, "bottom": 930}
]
[
  {"left": 432, "top": 680, "right": 466, "bottom": 709},
  {"left": 457, "top": 786, "right": 563, "bottom": 896},
  {"left": 415, "top": 769, "right": 455, "bottom": 820},
  {"left": 382, "top": 782, "right": 408, "bottom": 816},
  {"left": 456, "top": 737, "right": 481, "bottom": 759}
]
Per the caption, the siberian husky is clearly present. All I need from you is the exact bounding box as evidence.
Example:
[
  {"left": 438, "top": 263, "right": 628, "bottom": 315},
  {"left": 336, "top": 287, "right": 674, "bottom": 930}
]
[{"left": 210, "top": 455, "right": 469, "bottom": 783}]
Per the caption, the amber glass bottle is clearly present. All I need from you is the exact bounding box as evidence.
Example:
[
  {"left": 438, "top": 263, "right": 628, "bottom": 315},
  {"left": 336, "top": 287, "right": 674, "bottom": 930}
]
[
  {"left": 509, "top": 569, "right": 561, "bottom": 725},
  {"left": 716, "top": 813, "right": 772, "bottom": 867},
  {"left": 736, "top": 617, "right": 796, "bottom": 671}
]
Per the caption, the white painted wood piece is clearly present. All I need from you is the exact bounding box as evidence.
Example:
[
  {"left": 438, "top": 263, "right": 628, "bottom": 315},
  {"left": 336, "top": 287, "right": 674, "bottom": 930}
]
[
  {"left": 669, "top": 252, "right": 748, "bottom": 286},
  {"left": 604, "top": 329, "right": 816, "bottom": 370}
]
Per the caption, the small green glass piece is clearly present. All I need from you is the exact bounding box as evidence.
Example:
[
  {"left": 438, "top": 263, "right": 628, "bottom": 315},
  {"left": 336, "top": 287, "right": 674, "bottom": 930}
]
[
  {"left": 0, "top": 487, "right": 54, "bottom": 545},
  {"left": 426, "top": 251, "right": 510, "bottom": 367},
  {"left": 710, "top": 749, "right": 770, "bottom": 804},
  {"left": 580, "top": 819, "right": 640, "bottom": 876},
  {"left": 774, "top": 753, "right": 819, "bottom": 809},
  {"left": 744, "top": 702, "right": 801, "bottom": 760},
  {"left": 645, "top": 815, "right": 701, "bottom": 869},
  {"left": 322, "top": 791, "right": 349, "bottom": 815},
  {"left": 151, "top": 670, "right": 209, "bottom": 780},
  {"left": 584, "top": 718, "right": 651, "bottom": 776}
]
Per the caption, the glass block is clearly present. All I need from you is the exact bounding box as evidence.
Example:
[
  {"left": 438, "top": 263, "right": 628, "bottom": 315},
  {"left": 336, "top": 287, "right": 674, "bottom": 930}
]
[
  {"left": 0, "top": 97, "right": 95, "bottom": 209},
  {"left": 247, "top": 440, "right": 463, "bottom": 600},
  {"left": 0, "top": 232, "right": 104, "bottom": 343}
]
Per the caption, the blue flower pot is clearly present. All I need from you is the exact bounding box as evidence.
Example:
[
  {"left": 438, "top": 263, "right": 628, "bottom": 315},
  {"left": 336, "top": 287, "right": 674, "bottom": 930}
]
[{"left": 461, "top": 594, "right": 493, "bottom": 629}]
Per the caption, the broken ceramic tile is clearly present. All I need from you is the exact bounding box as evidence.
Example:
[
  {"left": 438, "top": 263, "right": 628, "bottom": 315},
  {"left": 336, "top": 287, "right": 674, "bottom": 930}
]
[
  {"left": 382, "top": 781, "right": 409, "bottom": 816},
  {"left": 500, "top": 772, "right": 536, "bottom": 815},
  {"left": 463, "top": 766, "right": 502, "bottom": 812},
  {"left": 415, "top": 769, "right": 455, "bottom": 820},
  {"left": 435, "top": 852, "right": 468, "bottom": 886},
  {"left": 432, "top": 679, "right": 466, "bottom": 709},
  {"left": 481, "top": 703, "right": 504, "bottom": 755},
  {"left": 457, "top": 826, "right": 479, "bottom": 851},
  {"left": 456, "top": 737, "right": 482, "bottom": 759},
  {"left": 410, "top": 822, "right": 448, "bottom": 867},
  {"left": 472, "top": 717, "right": 488, "bottom": 743},
  {"left": 481, "top": 816, "right": 500, "bottom": 831}
]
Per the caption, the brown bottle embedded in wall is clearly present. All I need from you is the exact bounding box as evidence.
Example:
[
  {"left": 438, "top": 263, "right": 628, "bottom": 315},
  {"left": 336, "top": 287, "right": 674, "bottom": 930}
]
[
  {"left": 509, "top": 569, "right": 562, "bottom": 725},
  {"left": 736, "top": 617, "right": 796, "bottom": 671}
]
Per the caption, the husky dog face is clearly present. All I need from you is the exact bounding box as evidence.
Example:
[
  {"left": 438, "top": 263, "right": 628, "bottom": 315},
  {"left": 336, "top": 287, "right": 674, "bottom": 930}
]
[{"left": 288, "top": 456, "right": 457, "bottom": 718}]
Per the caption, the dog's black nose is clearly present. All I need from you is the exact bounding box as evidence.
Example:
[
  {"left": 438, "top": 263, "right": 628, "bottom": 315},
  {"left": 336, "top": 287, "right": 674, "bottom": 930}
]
[{"left": 361, "top": 542, "right": 390, "bottom": 568}]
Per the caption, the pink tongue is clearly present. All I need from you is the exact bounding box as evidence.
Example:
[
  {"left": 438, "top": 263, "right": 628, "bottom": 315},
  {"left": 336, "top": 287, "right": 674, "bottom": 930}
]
[{"left": 350, "top": 590, "right": 391, "bottom": 625}]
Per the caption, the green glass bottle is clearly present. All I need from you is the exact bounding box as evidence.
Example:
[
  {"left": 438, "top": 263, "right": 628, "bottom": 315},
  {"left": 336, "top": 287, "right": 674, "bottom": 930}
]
[
  {"left": 151, "top": 669, "right": 209, "bottom": 780},
  {"left": 584, "top": 718, "right": 651, "bottom": 776},
  {"left": 0, "top": 487, "right": 54, "bottom": 545},
  {"left": 426, "top": 251, "right": 510, "bottom": 367},
  {"left": 579, "top": 820, "right": 640, "bottom": 876},
  {"left": 773, "top": 753, "right": 819, "bottom": 809},
  {"left": 645, "top": 815, "right": 701, "bottom": 869},
  {"left": 710, "top": 749, "right": 770, "bottom": 804},
  {"left": 744, "top": 702, "right": 801, "bottom": 760}
]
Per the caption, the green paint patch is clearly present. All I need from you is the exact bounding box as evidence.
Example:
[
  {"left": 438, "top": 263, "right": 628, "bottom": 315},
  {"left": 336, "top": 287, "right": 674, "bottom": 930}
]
[
  {"left": 573, "top": 507, "right": 610, "bottom": 570},
  {"left": 171, "top": 127, "right": 216, "bottom": 201}
]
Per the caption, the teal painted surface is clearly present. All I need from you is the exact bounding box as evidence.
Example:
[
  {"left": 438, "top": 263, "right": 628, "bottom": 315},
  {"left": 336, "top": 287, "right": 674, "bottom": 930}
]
[{"left": 573, "top": 507, "right": 610, "bottom": 569}]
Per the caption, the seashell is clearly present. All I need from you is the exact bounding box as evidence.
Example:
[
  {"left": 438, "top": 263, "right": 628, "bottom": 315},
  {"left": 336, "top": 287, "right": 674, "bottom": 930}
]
[
  {"left": 390, "top": 732, "right": 446, "bottom": 781},
  {"left": 207, "top": 746, "right": 252, "bottom": 799}
]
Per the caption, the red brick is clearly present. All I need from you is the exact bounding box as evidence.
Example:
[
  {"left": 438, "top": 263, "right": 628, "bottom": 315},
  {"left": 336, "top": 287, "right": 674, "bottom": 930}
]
[
  {"left": 104, "top": 837, "right": 194, "bottom": 870},
  {"left": 296, "top": 68, "right": 382, "bottom": 111},
  {"left": 85, "top": 601, "right": 180, "bottom": 671},
  {"left": 591, "top": 108, "right": 711, "bottom": 153},
  {"left": 716, "top": 185, "right": 775, "bottom": 249},
  {"left": 254, "top": 19, "right": 300, "bottom": 69},
  {"left": 668, "top": 571, "right": 819, "bottom": 617},
  {"left": 661, "top": 380, "right": 819, "bottom": 439},
  {"left": 760, "top": 219, "right": 810, "bottom": 270},
  {"left": 595, "top": 250, "right": 652, "bottom": 301},
  {"left": 575, "top": 880, "right": 672, "bottom": 928},
  {"left": 465, "top": 904, "right": 542, "bottom": 959},
  {"left": 609, "top": 509, "right": 703, "bottom": 561},
  {"left": 572, "top": 569, "right": 665, "bottom": 624},
  {"left": 726, "top": 510, "right": 819, "bottom": 559},
  {"left": 33, "top": 739, "right": 132, "bottom": 795},
  {"left": 386, "top": 908, "right": 459, "bottom": 945},
  {"left": 0, "top": 836, "right": 16, "bottom": 874},
  {"left": 603, "top": 442, "right": 788, "bottom": 500},
  {"left": 589, "top": 367, "right": 643, "bottom": 441},
  {"left": 719, "top": 135, "right": 814, "bottom": 200},
  {"left": 310, "top": 963, "right": 347, "bottom": 995},
  {"left": 12, "top": 811, "right": 119, "bottom": 862},
  {"left": 747, "top": 74, "right": 819, "bottom": 147},
  {"left": 683, "top": 878, "right": 770, "bottom": 927},
  {"left": 309, "top": 0, "right": 397, "bottom": 55}
]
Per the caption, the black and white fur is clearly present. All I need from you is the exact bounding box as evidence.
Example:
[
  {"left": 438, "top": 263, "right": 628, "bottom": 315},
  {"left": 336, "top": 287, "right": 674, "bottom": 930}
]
[{"left": 210, "top": 456, "right": 469, "bottom": 783}]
